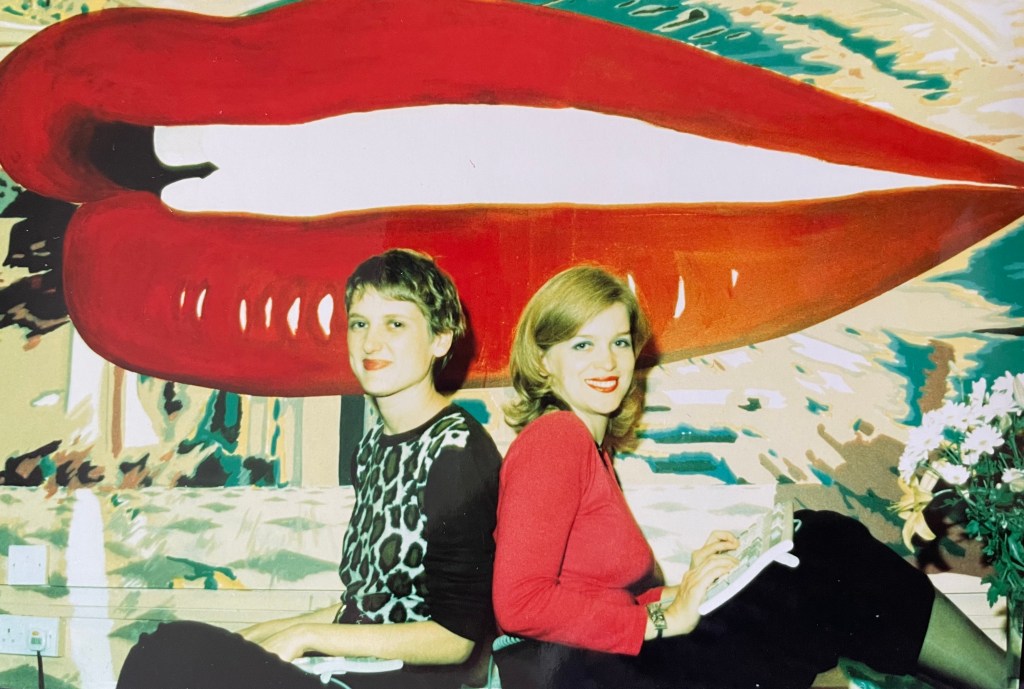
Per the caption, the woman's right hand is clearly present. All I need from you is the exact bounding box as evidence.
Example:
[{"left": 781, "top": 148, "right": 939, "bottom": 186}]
[
  {"left": 238, "top": 603, "right": 343, "bottom": 645},
  {"left": 646, "top": 531, "right": 739, "bottom": 639}
]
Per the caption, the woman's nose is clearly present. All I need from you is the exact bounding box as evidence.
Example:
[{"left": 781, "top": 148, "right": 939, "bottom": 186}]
[
  {"left": 362, "top": 326, "right": 383, "bottom": 352},
  {"left": 594, "top": 345, "right": 615, "bottom": 369}
]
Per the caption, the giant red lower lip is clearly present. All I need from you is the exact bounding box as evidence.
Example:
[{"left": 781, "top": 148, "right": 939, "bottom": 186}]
[
  {"left": 362, "top": 360, "right": 391, "bottom": 372},
  {"left": 1, "top": 0, "right": 1022, "bottom": 396}
]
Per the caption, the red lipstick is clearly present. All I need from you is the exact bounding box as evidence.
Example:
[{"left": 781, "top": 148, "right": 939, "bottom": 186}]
[{"left": 586, "top": 377, "right": 620, "bottom": 394}]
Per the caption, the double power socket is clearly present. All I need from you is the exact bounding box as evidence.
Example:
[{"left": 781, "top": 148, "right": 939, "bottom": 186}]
[{"left": 0, "top": 615, "right": 60, "bottom": 656}]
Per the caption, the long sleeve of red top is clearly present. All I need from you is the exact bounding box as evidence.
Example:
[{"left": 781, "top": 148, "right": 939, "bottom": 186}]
[{"left": 493, "top": 412, "right": 657, "bottom": 655}]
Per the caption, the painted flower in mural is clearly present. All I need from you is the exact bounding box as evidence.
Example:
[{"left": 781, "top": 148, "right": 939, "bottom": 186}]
[{"left": 895, "top": 371, "right": 1024, "bottom": 608}]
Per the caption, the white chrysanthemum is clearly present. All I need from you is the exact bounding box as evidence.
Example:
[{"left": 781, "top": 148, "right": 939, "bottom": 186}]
[
  {"left": 933, "top": 461, "right": 971, "bottom": 486},
  {"left": 960, "top": 448, "right": 980, "bottom": 467},
  {"left": 898, "top": 451, "right": 922, "bottom": 481},
  {"left": 992, "top": 372, "right": 1015, "bottom": 396},
  {"left": 967, "top": 378, "right": 988, "bottom": 419},
  {"left": 980, "top": 374, "right": 1019, "bottom": 422},
  {"left": 962, "top": 424, "right": 1005, "bottom": 456},
  {"left": 905, "top": 422, "right": 943, "bottom": 460},
  {"left": 1002, "top": 468, "right": 1024, "bottom": 493},
  {"left": 934, "top": 402, "right": 971, "bottom": 432},
  {"left": 984, "top": 392, "right": 1017, "bottom": 422}
]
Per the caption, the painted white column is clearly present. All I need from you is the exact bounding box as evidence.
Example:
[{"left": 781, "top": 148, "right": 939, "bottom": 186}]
[{"left": 67, "top": 489, "right": 116, "bottom": 689}]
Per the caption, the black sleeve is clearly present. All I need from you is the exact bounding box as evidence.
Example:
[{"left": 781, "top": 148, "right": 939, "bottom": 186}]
[
  {"left": 347, "top": 446, "right": 359, "bottom": 488},
  {"left": 421, "top": 423, "right": 501, "bottom": 643}
]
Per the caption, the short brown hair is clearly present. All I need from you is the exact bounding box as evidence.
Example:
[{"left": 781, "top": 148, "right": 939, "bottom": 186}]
[
  {"left": 504, "top": 265, "right": 651, "bottom": 441},
  {"left": 345, "top": 249, "right": 466, "bottom": 370}
]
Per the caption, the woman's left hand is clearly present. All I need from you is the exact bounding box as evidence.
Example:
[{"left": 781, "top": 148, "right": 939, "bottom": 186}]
[
  {"left": 646, "top": 530, "right": 739, "bottom": 639},
  {"left": 690, "top": 530, "right": 740, "bottom": 570}
]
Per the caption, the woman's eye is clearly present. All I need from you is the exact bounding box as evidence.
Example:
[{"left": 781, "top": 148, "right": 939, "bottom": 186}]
[
  {"left": 572, "top": 341, "right": 590, "bottom": 351},
  {"left": 348, "top": 320, "right": 366, "bottom": 331},
  {"left": 614, "top": 338, "right": 633, "bottom": 349},
  {"left": 389, "top": 320, "right": 405, "bottom": 329}
]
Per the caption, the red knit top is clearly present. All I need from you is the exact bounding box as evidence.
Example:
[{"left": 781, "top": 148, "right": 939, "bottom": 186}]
[{"left": 493, "top": 411, "right": 662, "bottom": 656}]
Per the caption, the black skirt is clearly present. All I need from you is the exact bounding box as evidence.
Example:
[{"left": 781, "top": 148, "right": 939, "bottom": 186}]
[{"left": 494, "top": 510, "right": 935, "bottom": 689}]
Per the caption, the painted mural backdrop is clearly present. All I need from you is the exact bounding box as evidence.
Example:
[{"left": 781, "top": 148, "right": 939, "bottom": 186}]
[{"left": 0, "top": 0, "right": 1022, "bottom": 550}]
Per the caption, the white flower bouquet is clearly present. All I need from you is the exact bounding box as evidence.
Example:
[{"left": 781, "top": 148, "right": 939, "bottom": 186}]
[{"left": 894, "top": 371, "right": 1024, "bottom": 609}]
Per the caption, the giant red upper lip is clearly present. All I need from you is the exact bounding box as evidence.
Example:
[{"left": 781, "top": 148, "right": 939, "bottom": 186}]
[{"left": 0, "top": 0, "right": 1022, "bottom": 396}]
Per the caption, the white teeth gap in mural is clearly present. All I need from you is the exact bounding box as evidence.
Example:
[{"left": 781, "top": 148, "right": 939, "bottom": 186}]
[{"left": 152, "top": 105, "right": 998, "bottom": 217}]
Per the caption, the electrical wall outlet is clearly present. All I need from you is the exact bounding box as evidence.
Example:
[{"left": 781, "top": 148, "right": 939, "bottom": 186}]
[
  {"left": 6, "top": 545, "right": 47, "bottom": 586},
  {"left": 0, "top": 615, "right": 60, "bottom": 656}
]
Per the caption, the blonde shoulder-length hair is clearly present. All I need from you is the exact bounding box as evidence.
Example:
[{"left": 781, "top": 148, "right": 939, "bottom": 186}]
[{"left": 504, "top": 265, "right": 651, "bottom": 442}]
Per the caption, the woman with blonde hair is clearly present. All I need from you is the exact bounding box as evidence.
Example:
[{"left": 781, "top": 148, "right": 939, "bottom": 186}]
[{"left": 492, "top": 264, "right": 1005, "bottom": 689}]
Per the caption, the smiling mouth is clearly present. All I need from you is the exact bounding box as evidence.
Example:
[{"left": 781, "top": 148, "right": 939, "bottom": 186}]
[
  {"left": 586, "top": 378, "right": 621, "bottom": 394},
  {"left": 0, "top": 0, "right": 1022, "bottom": 397},
  {"left": 362, "top": 360, "right": 392, "bottom": 372}
]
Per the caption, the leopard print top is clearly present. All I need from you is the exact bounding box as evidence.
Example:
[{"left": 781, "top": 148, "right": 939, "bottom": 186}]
[{"left": 336, "top": 404, "right": 500, "bottom": 640}]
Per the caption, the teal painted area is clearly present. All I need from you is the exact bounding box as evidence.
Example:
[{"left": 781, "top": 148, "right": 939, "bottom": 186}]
[
  {"left": 174, "top": 391, "right": 282, "bottom": 487},
  {"left": 0, "top": 171, "right": 21, "bottom": 214},
  {"left": 516, "top": 0, "right": 837, "bottom": 78},
  {"left": 39, "top": 455, "right": 56, "bottom": 478},
  {"left": 265, "top": 516, "right": 329, "bottom": 531},
  {"left": 241, "top": 0, "right": 301, "bottom": 15},
  {"left": 777, "top": 14, "right": 950, "bottom": 99},
  {"left": 232, "top": 550, "right": 338, "bottom": 581},
  {"left": 454, "top": 398, "right": 491, "bottom": 424},
  {"left": 163, "top": 517, "right": 219, "bottom": 534},
  {"left": 109, "top": 618, "right": 163, "bottom": 642},
  {"left": 31, "top": 526, "right": 68, "bottom": 548},
  {"left": 738, "top": 398, "right": 762, "bottom": 411},
  {"left": 961, "top": 336, "right": 1024, "bottom": 390},
  {"left": 179, "top": 391, "right": 241, "bottom": 454},
  {"left": 806, "top": 397, "right": 830, "bottom": 414},
  {"left": 0, "top": 524, "right": 28, "bottom": 551},
  {"left": 200, "top": 502, "right": 235, "bottom": 513},
  {"left": 809, "top": 466, "right": 834, "bottom": 486},
  {"left": 0, "top": 667, "right": 77, "bottom": 689},
  {"left": 106, "top": 541, "right": 135, "bottom": 559},
  {"left": 631, "top": 451, "right": 739, "bottom": 483},
  {"left": 879, "top": 333, "right": 936, "bottom": 426},
  {"left": 937, "top": 223, "right": 1024, "bottom": 319},
  {"left": 110, "top": 557, "right": 198, "bottom": 588},
  {"left": 636, "top": 423, "right": 738, "bottom": 444},
  {"left": 166, "top": 556, "right": 239, "bottom": 589},
  {"left": 741, "top": 428, "right": 762, "bottom": 438},
  {"left": 38, "top": 579, "right": 70, "bottom": 599},
  {"left": 270, "top": 398, "right": 281, "bottom": 457},
  {"left": 840, "top": 658, "right": 939, "bottom": 689}
]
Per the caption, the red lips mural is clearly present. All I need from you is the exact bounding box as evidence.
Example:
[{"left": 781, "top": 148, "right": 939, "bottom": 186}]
[{"left": 1, "top": 0, "right": 1022, "bottom": 396}]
